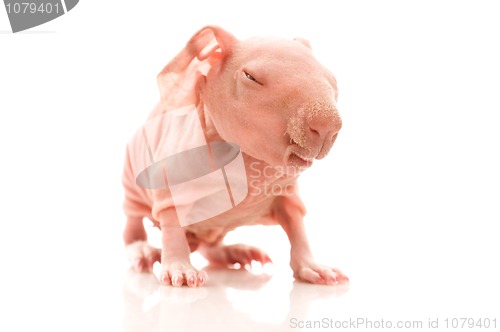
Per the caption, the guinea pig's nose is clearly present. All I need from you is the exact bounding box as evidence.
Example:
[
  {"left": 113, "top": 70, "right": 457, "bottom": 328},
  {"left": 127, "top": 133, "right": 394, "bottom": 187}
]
[{"left": 307, "top": 106, "right": 342, "bottom": 142}]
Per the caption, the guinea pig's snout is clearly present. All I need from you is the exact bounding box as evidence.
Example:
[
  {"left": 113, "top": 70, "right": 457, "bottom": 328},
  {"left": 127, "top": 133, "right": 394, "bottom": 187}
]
[
  {"left": 305, "top": 104, "right": 342, "bottom": 158},
  {"left": 307, "top": 108, "right": 342, "bottom": 138}
]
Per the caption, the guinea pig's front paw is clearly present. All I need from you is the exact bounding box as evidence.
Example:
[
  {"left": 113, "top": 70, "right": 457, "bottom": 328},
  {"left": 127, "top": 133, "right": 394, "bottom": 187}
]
[
  {"left": 291, "top": 259, "right": 349, "bottom": 285},
  {"left": 160, "top": 261, "right": 208, "bottom": 288},
  {"left": 126, "top": 241, "right": 161, "bottom": 273}
]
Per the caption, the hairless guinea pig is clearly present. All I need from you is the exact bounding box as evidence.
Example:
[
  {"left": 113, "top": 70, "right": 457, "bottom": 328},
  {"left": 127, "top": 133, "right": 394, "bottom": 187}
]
[{"left": 122, "top": 25, "right": 347, "bottom": 287}]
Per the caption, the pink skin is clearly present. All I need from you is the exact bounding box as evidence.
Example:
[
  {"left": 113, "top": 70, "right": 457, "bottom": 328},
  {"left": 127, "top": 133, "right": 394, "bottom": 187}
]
[{"left": 122, "top": 26, "right": 347, "bottom": 287}]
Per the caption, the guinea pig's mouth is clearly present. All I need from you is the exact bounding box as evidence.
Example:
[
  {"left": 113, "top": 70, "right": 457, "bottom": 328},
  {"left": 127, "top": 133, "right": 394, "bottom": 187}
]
[
  {"left": 291, "top": 151, "right": 314, "bottom": 168},
  {"left": 285, "top": 146, "right": 317, "bottom": 170}
]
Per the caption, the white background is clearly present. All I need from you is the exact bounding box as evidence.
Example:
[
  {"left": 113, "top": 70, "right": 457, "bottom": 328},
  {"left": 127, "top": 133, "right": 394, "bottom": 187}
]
[{"left": 1, "top": 1, "right": 499, "bottom": 331}]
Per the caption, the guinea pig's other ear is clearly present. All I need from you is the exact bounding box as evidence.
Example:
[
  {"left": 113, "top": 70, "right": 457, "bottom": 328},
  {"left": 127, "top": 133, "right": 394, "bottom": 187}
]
[
  {"left": 293, "top": 37, "right": 312, "bottom": 50},
  {"left": 156, "top": 26, "right": 237, "bottom": 112}
]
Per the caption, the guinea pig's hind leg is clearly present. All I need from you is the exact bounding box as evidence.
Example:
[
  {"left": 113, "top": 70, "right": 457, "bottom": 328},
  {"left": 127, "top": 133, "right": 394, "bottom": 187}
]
[
  {"left": 125, "top": 240, "right": 161, "bottom": 273},
  {"left": 198, "top": 242, "right": 272, "bottom": 267},
  {"left": 124, "top": 216, "right": 161, "bottom": 273}
]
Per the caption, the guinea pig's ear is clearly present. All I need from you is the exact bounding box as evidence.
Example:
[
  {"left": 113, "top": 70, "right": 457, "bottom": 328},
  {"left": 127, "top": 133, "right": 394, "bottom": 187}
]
[
  {"left": 157, "top": 26, "right": 237, "bottom": 112},
  {"left": 189, "top": 25, "right": 237, "bottom": 61},
  {"left": 293, "top": 37, "right": 312, "bottom": 50}
]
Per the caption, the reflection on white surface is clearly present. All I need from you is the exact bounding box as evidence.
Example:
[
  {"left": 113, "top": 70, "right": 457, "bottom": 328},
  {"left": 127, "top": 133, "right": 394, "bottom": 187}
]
[{"left": 122, "top": 265, "right": 349, "bottom": 332}]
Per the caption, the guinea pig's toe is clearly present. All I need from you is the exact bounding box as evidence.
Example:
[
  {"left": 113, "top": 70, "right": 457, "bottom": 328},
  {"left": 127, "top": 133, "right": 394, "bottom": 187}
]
[
  {"left": 197, "top": 270, "right": 208, "bottom": 286},
  {"left": 320, "top": 269, "right": 339, "bottom": 285},
  {"left": 159, "top": 264, "right": 208, "bottom": 287},
  {"left": 171, "top": 272, "right": 184, "bottom": 287},
  {"left": 296, "top": 267, "right": 324, "bottom": 284},
  {"left": 250, "top": 248, "right": 272, "bottom": 265},
  {"left": 331, "top": 268, "right": 349, "bottom": 283},
  {"left": 185, "top": 271, "right": 198, "bottom": 288},
  {"left": 160, "top": 273, "right": 172, "bottom": 285}
]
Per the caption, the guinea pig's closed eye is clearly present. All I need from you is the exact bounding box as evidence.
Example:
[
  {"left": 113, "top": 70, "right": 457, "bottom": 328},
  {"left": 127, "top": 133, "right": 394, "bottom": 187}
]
[{"left": 243, "top": 70, "right": 263, "bottom": 86}]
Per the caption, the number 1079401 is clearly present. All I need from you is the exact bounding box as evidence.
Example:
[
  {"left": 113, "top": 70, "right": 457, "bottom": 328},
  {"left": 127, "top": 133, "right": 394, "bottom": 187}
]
[{"left": 6, "top": 2, "right": 61, "bottom": 14}]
